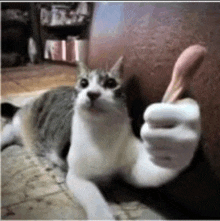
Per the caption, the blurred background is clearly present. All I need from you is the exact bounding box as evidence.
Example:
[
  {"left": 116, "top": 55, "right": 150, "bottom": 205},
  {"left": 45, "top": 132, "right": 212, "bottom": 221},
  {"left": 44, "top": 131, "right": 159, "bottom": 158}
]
[{"left": 1, "top": 2, "right": 220, "bottom": 219}]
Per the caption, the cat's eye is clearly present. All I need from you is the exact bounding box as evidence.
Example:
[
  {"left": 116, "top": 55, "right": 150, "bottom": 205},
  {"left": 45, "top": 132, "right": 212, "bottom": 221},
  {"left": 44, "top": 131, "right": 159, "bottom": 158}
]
[
  {"left": 80, "top": 79, "right": 89, "bottom": 88},
  {"left": 105, "top": 78, "right": 117, "bottom": 89}
]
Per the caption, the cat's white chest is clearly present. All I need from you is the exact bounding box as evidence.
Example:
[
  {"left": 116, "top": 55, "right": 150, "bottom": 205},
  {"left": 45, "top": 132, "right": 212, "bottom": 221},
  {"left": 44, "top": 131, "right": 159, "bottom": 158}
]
[{"left": 67, "top": 113, "right": 138, "bottom": 179}]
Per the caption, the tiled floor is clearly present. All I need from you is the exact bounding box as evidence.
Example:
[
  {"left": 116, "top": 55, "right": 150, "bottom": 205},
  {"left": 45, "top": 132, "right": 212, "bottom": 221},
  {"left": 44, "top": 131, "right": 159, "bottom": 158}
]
[{"left": 1, "top": 63, "right": 164, "bottom": 220}]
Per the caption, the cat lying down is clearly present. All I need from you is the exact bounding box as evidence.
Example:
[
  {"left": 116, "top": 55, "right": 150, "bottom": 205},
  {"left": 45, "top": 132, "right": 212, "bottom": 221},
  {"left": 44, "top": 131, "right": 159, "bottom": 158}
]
[{"left": 1, "top": 57, "right": 201, "bottom": 219}]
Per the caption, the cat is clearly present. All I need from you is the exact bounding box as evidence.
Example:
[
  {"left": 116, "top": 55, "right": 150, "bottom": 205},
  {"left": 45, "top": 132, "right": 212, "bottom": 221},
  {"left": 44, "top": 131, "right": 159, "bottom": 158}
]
[{"left": 1, "top": 57, "right": 201, "bottom": 220}]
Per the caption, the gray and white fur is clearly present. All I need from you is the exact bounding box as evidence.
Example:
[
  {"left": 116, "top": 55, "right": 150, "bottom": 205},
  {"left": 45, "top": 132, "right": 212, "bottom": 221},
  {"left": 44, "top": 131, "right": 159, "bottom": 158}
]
[{"left": 1, "top": 57, "right": 200, "bottom": 220}]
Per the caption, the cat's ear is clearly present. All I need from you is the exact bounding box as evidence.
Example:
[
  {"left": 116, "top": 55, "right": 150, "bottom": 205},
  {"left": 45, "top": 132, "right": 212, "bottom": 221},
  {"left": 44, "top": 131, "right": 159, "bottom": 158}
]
[
  {"left": 110, "top": 56, "right": 124, "bottom": 78},
  {"left": 76, "top": 61, "right": 90, "bottom": 75}
]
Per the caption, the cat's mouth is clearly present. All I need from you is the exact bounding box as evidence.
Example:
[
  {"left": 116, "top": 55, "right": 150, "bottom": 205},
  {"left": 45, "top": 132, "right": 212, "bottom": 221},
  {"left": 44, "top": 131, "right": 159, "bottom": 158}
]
[
  {"left": 85, "top": 102, "right": 107, "bottom": 115},
  {"left": 87, "top": 105, "right": 106, "bottom": 114}
]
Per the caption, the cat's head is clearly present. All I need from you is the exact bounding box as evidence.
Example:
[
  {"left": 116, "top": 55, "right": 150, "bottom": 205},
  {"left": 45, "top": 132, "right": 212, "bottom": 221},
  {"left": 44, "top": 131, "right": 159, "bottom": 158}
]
[{"left": 74, "top": 57, "right": 128, "bottom": 120}]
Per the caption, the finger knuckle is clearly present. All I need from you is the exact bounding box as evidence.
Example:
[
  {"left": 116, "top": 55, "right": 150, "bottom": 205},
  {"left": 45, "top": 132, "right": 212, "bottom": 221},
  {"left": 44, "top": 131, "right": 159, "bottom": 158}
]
[
  {"left": 140, "top": 124, "right": 157, "bottom": 139},
  {"left": 143, "top": 103, "right": 161, "bottom": 121}
]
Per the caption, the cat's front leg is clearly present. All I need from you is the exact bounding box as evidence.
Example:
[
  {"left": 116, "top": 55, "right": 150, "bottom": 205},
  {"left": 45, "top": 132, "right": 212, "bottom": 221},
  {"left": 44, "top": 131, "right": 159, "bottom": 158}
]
[
  {"left": 125, "top": 98, "right": 201, "bottom": 187},
  {"left": 66, "top": 171, "right": 115, "bottom": 220}
]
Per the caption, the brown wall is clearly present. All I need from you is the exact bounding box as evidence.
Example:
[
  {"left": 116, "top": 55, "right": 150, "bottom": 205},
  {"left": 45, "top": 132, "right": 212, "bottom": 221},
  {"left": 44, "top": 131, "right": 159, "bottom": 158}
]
[
  {"left": 88, "top": 2, "right": 220, "bottom": 178},
  {"left": 88, "top": 4, "right": 220, "bottom": 217}
]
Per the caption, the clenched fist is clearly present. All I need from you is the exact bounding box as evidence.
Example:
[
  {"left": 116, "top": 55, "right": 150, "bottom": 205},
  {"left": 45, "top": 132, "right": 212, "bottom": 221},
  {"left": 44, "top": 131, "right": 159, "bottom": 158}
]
[{"left": 140, "top": 98, "right": 201, "bottom": 171}]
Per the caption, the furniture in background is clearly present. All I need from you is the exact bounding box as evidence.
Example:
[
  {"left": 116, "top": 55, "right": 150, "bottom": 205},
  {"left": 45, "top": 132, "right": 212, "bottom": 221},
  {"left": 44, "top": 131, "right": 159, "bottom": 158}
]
[
  {"left": 1, "top": 2, "right": 94, "bottom": 67},
  {"left": 35, "top": 2, "right": 94, "bottom": 64},
  {"left": 2, "top": 3, "right": 31, "bottom": 67}
]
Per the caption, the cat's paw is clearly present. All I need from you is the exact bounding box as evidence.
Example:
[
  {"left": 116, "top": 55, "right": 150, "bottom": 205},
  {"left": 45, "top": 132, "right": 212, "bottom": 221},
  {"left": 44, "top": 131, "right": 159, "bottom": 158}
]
[{"left": 140, "top": 98, "right": 201, "bottom": 170}]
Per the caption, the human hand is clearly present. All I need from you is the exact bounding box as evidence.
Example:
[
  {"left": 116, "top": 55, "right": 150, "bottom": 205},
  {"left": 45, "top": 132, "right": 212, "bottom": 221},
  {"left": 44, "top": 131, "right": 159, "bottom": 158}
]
[{"left": 140, "top": 98, "right": 201, "bottom": 170}]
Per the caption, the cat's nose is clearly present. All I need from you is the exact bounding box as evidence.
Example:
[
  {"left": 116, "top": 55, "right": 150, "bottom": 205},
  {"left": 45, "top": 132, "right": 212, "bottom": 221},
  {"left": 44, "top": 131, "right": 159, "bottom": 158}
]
[{"left": 87, "top": 91, "right": 101, "bottom": 101}]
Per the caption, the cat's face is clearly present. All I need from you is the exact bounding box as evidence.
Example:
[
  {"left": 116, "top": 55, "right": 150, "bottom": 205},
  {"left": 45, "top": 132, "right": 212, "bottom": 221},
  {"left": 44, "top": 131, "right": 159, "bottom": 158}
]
[{"left": 74, "top": 57, "right": 127, "bottom": 120}]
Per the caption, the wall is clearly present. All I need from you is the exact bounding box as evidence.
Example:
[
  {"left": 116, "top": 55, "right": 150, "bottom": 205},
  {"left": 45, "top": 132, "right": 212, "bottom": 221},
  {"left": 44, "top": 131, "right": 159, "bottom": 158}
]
[
  {"left": 89, "top": 2, "right": 220, "bottom": 178},
  {"left": 88, "top": 3, "right": 220, "bottom": 218}
]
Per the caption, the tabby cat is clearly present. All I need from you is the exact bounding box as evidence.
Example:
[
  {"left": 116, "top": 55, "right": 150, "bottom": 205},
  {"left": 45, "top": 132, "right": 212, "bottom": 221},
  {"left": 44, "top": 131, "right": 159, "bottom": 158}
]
[{"left": 1, "top": 57, "right": 200, "bottom": 219}]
